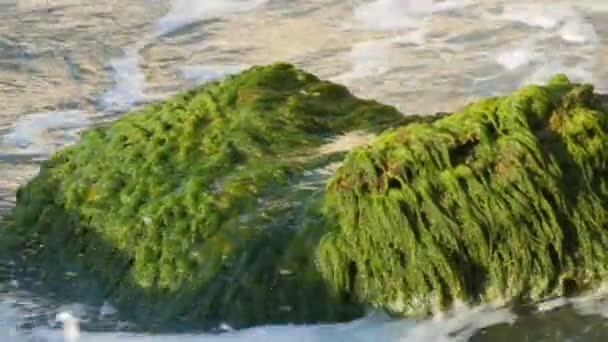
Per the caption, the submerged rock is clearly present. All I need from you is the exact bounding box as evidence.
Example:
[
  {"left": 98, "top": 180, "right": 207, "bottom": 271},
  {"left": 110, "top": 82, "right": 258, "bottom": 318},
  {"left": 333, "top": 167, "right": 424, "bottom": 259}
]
[
  {"left": 318, "top": 74, "right": 608, "bottom": 317},
  {"left": 1, "top": 63, "right": 425, "bottom": 329}
]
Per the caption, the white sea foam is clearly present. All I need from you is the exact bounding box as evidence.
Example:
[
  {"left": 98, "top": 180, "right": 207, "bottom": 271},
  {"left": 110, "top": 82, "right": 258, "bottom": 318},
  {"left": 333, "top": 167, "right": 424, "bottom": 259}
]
[
  {"left": 0, "top": 298, "right": 518, "bottom": 342},
  {"left": 432, "top": 0, "right": 475, "bottom": 12},
  {"left": 0, "top": 110, "right": 90, "bottom": 155},
  {"left": 353, "top": 0, "right": 473, "bottom": 31},
  {"left": 101, "top": 0, "right": 270, "bottom": 112},
  {"left": 575, "top": 1, "right": 608, "bottom": 12},
  {"left": 99, "top": 301, "right": 118, "bottom": 318},
  {"left": 180, "top": 64, "right": 248, "bottom": 83},
  {"left": 333, "top": 38, "right": 394, "bottom": 81},
  {"left": 56, "top": 312, "right": 80, "bottom": 342},
  {"left": 353, "top": 0, "right": 434, "bottom": 30},
  {"left": 558, "top": 17, "right": 597, "bottom": 43},
  {"left": 317, "top": 131, "right": 376, "bottom": 155},
  {"left": 496, "top": 3, "right": 577, "bottom": 29},
  {"left": 569, "top": 285, "right": 608, "bottom": 319},
  {"left": 335, "top": 27, "right": 439, "bottom": 82},
  {"left": 522, "top": 60, "right": 594, "bottom": 87},
  {"left": 157, "top": 0, "right": 269, "bottom": 36},
  {"left": 343, "top": 0, "right": 474, "bottom": 84},
  {"left": 6, "top": 291, "right": 608, "bottom": 342},
  {"left": 101, "top": 48, "right": 147, "bottom": 111},
  {"left": 495, "top": 47, "right": 537, "bottom": 71}
]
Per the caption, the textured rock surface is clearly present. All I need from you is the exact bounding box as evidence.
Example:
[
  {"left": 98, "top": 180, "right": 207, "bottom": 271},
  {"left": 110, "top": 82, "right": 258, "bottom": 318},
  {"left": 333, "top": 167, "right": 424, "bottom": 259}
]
[{"left": 318, "top": 74, "right": 608, "bottom": 317}]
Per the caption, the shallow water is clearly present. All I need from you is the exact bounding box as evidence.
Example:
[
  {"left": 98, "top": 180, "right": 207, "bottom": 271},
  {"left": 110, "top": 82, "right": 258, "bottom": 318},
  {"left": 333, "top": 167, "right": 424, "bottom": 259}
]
[{"left": 2, "top": 0, "right": 608, "bottom": 340}]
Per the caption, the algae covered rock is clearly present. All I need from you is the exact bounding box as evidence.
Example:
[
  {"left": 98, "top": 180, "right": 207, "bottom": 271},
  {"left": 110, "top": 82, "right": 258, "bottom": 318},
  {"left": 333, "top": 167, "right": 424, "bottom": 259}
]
[
  {"left": 318, "top": 75, "right": 608, "bottom": 317},
  {"left": 2, "top": 63, "right": 413, "bottom": 329}
]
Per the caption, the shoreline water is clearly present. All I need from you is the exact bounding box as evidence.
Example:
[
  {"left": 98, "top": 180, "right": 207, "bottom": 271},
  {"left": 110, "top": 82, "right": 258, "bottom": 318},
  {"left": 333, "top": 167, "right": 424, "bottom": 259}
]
[{"left": 2, "top": 1, "right": 608, "bottom": 340}]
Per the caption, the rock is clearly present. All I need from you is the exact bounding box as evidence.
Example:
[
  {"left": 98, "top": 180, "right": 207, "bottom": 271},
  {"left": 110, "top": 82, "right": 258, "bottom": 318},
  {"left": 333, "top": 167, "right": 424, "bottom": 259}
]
[
  {"left": 0, "top": 63, "right": 428, "bottom": 329},
  {"left": 317, "top": 74, "right": 608, "bottom": 317}
]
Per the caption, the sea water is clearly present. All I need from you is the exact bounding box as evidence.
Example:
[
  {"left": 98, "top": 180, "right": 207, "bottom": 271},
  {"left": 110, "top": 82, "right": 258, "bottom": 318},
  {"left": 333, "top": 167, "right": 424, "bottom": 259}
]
[{"left": 2, "top": 1, "right": 608, "bottom": 340}]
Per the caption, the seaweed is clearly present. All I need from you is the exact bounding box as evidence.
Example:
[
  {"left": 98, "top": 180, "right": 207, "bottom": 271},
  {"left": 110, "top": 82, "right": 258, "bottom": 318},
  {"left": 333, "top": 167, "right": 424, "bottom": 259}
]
[
  {"left": 0, "top": 63, "right": 418, "bottom": 329},
  {"left": 318, "top": 74, "right": 608, "bottom": 317}
]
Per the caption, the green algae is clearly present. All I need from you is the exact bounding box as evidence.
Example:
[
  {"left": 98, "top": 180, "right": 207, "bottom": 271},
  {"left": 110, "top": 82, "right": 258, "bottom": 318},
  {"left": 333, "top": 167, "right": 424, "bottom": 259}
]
[
  {"left": 6, "top": 62, "right": 604, "bottom": 327},
  {"left": 317, "top": 74, "right": 608, "bottom": 317},
  {"left": 0, "top": 63, "right": 421, "bottom": 329}
]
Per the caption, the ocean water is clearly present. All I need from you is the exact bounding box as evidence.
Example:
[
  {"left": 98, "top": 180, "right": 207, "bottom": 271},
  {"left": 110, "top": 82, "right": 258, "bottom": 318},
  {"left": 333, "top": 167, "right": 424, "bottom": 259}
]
[{"left": 2, "top": 0, "right": 608, "bottom": 340}]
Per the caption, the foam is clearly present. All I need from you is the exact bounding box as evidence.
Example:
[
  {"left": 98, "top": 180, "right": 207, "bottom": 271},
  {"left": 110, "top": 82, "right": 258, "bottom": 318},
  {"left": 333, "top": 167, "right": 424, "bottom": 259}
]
[
  {"left": 0, "top": 305, "right": 517, "bottom": 342},
  {"left": 157, "top": 0, "right": 269, "bottom": 35},
  {"left": 335, "top": 28, "right": 433, "bottom": 82},
  {"left": 536, "top": 297, "right": 570, "bottom": 312},
  {"left": 0, "top": 110, "right": 90, "bottom": 155},
  {"left": 495, "top": 47, "right": 537, "bottom": 71},
  {"left": 317, "top": 131, "right": 376, "bottom": 155},
  {"left": 558, "top": 18, "right": 597, "bottom": 43},
  {"left": 179, "top": 64, "right": 248, "bottom": 83},
  {"left": 353, "top": 0, "right": 433, "bottom": 30},
  {"left": 333, "top": 38, "right": 394, "bottom": 81},
  {"left": 101, "top": 48, "right": 147, "bottom": 111},
  {"left": 570, "top": 286, "right": 608, "bottom": 319},
  {"left": 521, "top": 60, "right": 594, "bottom": 87},
  {"left": 55, "top": 312, "right": 80, "bottom": 342},
  {"left": 101, "top": 0, "right": 270, "bottom": 113},
  {"left": 432, "top": 0, "right": 475, "bottom": 12},
  {"left": 353, "top": 0, "right": 474, "bottom": 31},
  {"left": 575, "top": 1, "right": 608, "bottom": 12},
  {"left": 497, "top": 3, "right": 577, "bottom": 29}
]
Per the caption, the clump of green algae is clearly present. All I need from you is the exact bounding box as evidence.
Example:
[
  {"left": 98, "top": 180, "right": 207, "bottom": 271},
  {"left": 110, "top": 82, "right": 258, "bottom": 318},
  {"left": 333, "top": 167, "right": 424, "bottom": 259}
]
[
  {"left": 4, "top": 64, "right": 608, "bottom": 329},
  {"left": 0, "top": 63, "right": 426, "bottom": 329},
  {"left": 318, "top": 74, "right": 608, "bottom": 317}
]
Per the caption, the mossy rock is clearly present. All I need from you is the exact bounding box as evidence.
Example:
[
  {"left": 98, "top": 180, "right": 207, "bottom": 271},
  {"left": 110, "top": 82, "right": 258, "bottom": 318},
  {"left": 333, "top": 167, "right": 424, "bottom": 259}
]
[
  {"left": 0, "top": 63, "right": 427, "bottom": 329},
  {"left": 318, "top": 74, "right": 608, "bottom": 317}
]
